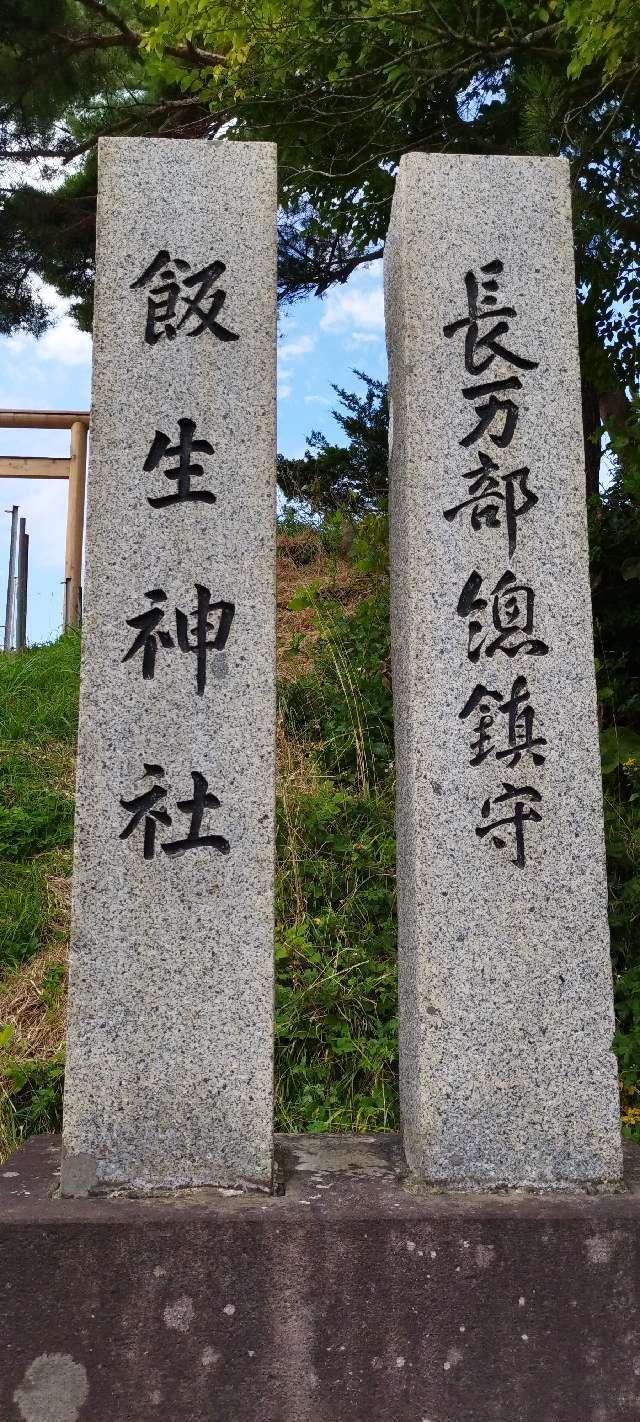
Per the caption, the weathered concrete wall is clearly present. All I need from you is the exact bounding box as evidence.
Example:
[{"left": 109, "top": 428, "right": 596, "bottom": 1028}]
[{"left": 1, "top": 1134, "right": 639, "bottom": 1421}]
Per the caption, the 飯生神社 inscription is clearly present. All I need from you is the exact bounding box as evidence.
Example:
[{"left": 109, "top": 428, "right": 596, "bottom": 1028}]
[
  {"left": 61, "top": 139, "right": 277, "bottom": 1195},
  {"left": 385, "top": 152, "right": 622, "bottom": 1188}
]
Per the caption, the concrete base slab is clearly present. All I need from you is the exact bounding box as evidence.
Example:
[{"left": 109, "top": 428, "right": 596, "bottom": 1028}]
[{"left": 1, "top": 1133, "right": 639, "bottom": 1421}]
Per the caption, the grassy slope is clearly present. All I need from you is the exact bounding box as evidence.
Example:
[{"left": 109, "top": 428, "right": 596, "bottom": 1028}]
[
  {"left": 1, "top": 530, "right": 638, "bottom": 1156},
  {"left": 0, "top": 537, "right": 398, "bottom": 1154},
  {"left": 0, "top": 634, "right": 79, "bottom": 1156}
]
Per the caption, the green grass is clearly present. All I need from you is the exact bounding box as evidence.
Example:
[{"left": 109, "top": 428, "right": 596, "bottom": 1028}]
[
  {"left": 0, "top": 864, "right": 47, "bottom": 971},
  {"left": 0, "top": 631, "right": 80, "bottom": 745},
  {"left": 0, "top": 637, "right": 77, "bottom": 975},
  {"left": 280, "top": 589, "right": 393, "bottom": 792},
  {"left": 0, "top": 635, "right": 80, "bottom": 1153},
  {"left": 275, "top": 787, "right": 397, "bottom": 1131},
  {"left": 0, "top": 1053, "right": 64, "bottom": 1158},
  {"left": 605, "top": 776, "right": 640, "bottom": 1141},
  {"left": 0, "top": 749, "right": 74, "bottom": 862},
  {"left": 0, "top": 583, "right": 639, "bottom": 1151}
]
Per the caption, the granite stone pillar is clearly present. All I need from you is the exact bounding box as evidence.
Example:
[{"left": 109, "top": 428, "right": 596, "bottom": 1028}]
[
  {"left": 61, "top": 138, "right": 277, "bottom": 1195},
  {"left": 384, "top": 152, "right": 622, "bottom": 1188}
]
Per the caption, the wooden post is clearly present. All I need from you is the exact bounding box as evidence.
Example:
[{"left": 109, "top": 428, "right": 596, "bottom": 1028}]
[
  {"left": 15, "top": 519, "right": 28, "bottom": 651},
  {"left": 64, "top": 420, "right": 88, "bottom": 630}
]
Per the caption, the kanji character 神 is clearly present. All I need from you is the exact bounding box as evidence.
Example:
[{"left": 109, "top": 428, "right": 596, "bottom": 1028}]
[{"left": 122, "top": 585, "right": 235, "bottom": 695}]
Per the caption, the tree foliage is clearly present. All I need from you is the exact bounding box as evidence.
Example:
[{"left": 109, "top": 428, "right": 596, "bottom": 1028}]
[
  {"left": 145, "top": 3, "right": 638, "bottom": 375},
  {"left": 0, "top": 0, "right": 224, "bottom": 331},
  {"left": 278, "top": 371, "right": 388, "bottom": 515},
  {"left": 0, "top": 0, "right": 638, "bottom": 487},
  {"left": 564, "top": 0, "right": 640, "bottom": 80}
]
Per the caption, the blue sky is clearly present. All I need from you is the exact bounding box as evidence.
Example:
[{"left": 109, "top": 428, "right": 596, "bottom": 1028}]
[{"left": 0, "top": 262, "right": 386, "bottom": 646}]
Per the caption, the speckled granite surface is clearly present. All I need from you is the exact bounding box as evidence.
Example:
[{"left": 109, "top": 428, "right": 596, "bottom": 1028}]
[
  {"left": 62, "top": 139, "right": 277, "bottom": 1194},
  {"left": 385, "top": 153, "right": 621, "bottom": 1188}
]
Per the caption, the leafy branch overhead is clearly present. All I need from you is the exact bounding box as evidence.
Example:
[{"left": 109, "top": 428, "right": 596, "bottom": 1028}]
[{"left": 0, "top": 0, "right": 638, "bottom": 488}]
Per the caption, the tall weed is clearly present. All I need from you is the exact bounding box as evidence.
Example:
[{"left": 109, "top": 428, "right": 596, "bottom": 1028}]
[
  {"left": 280, "top": 589, "right": 393, "bottom": 793},
  {"left": 275, "top": 788, "right": 397, "bottom": 1131}
]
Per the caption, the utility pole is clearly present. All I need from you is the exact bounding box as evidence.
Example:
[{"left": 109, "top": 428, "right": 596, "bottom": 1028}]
[
  {"left": 3, "top": 505, "right": 18, "bottom": 652},
  {"left": 15, "top": 516, "right": 29, "bottom": 651}
]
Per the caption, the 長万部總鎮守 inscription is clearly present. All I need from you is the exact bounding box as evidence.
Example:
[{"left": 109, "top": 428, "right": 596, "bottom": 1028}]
[
  {"left": 385, "top": 152, "right": 622, "bottom": 1190},
  {"left": 444, "top": 257, "right": 547, "bottom": 869}
]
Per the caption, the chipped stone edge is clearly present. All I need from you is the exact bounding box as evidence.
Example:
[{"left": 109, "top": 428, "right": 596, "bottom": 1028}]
[{"left": 59, "top": 1152, "right": 273, "bottom": 1200}]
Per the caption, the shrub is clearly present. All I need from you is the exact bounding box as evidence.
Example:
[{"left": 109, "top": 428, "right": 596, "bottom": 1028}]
[{"left": 280, "top": 590, "right": 393, "bottom": 793}]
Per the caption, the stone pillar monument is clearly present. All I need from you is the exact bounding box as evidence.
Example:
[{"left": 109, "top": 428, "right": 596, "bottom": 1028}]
[
  {"left": 61, "top": 139, "right": 277, "bottom": 1195},
  {"left": 385, "top": 153, "right": 622, "bottom": 1188}
]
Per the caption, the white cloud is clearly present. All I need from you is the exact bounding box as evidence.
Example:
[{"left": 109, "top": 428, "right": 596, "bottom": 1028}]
[
  {"left": 349, "top": 331, "right": 382, "bottom": 347},
  {"left": 37, "top": 315, "right": 92, "bottom": 367},
  {"left": 2, "top": 282, "right": 92, "bottom": 368},
  {"left": 278, "top": 331, "right": 316, "bottom": 402},
  {"left": 319, "top": 279, "right": 384, "bottom": 335},
  {"left": 279, "top": 332, "right": 316, "bottom": 364},
  {"left": 0, "top": 276, "right": 91, "bottom": 614},
  {"left": 304, "top": 394, "right": 331, "bottom": 406}
]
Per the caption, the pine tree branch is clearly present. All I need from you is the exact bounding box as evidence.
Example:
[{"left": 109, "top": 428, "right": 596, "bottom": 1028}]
[{"left": 0, "top": 98, "right": 214, "bottom": 165}]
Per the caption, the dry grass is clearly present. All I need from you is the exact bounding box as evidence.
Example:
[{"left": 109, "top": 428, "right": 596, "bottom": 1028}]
[
  {"left": 0, "top": 863, "right": 70, "bottom": 1053},
  {"left": 276, "top": 531, "right": 369, "bottom": 682},
  {"left": 0, "top": 942, "right": 67, "bottom": 1065},
  {"left": 0, "top": 851, "right": 71, "bottom": 1156},
  {"left": 277, "top": 532, "right": 370, "bottom": 801},
  {"left": 277, "top": 717, "right": 322, "bottom": 797}
]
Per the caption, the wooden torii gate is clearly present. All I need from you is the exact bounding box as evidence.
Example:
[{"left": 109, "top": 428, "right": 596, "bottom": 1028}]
[{"left": 0, "top": 409, "right": 90, "bottom": 631}]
